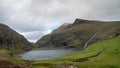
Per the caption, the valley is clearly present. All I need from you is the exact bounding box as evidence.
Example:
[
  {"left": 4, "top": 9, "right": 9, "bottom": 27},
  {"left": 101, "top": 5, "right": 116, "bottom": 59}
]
[{"left": 0, "top": 19, "right": 120, "bottom": 68}]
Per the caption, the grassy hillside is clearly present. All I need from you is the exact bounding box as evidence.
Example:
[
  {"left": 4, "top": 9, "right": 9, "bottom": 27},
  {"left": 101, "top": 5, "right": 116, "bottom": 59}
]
[
  {"left": 33, "top": 36, "right": 120, "bottom": 68},
  {"left": 55, "top": 36, "right": 120, "bottom": 67}
]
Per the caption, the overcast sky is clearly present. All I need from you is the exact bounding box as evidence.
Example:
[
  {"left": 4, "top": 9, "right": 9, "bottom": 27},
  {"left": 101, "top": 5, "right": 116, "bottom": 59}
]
[{"left": 0, "top": 0, "right": 120, "bottom": 42}]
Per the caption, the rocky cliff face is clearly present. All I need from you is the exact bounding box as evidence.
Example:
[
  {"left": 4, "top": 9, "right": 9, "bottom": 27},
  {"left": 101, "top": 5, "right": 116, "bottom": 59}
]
[
  {"left": 0, "top": 23, "right": 33, "bottom": 51},
  {"left": 36, "top": 19, "right": 120, "bottom": 48}
]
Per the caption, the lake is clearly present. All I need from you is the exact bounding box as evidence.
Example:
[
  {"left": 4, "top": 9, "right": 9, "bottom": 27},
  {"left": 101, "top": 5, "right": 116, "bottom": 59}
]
[{"left": 20, "top": 49, "right": 79, "bottom": 60}]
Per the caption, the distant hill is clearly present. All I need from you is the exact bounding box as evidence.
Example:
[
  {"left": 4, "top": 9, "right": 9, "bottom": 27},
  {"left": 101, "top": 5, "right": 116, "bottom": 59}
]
[
  {"left": 36, "top": 19, "right": 120, "bottom": 48},
  {"left": 0, "top": 23, "right": 34, "bottom": 53}
]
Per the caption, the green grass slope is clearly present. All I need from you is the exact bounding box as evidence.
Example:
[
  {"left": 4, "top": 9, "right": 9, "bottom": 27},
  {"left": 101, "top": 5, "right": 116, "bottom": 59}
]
[{"left": 54, "top": 36, "right": 120, "bottom": 68}]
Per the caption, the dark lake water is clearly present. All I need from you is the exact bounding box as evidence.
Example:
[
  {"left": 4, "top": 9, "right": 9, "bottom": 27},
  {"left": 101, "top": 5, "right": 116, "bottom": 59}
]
[{"left": 20, "top": 49, "right": 79, "bottom": 60}]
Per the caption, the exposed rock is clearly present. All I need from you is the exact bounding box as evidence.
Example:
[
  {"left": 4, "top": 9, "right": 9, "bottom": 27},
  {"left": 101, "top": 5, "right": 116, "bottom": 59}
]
[{"left": 72, "top": 18, "right": 90, "bottom": 25}]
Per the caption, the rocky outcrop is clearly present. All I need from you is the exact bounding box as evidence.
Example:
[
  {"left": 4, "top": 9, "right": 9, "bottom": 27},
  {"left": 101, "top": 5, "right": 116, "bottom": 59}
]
[
  {"left": 0, "top": 23, "right": 33, "bottom": 51},
  {"left": 36, "top": 19, "right": 120, "bottom": 48}
]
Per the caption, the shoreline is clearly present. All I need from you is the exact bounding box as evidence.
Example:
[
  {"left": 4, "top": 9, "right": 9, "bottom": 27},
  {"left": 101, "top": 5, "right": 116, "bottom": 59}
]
[{"left": 32, "top": 47, "right": 81, "bottom": 51}]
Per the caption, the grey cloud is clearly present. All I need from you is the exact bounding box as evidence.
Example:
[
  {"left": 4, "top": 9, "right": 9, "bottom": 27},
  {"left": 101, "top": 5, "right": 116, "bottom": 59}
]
[
  {"left": 0, "top": 0, "right": 120, "bottom": 42},
  {"left": 81, "top": 0, "right": 120, "bottom": 20}
]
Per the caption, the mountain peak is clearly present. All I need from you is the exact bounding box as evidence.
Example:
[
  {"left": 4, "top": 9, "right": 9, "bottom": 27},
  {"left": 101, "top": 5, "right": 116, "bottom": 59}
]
[
  {"left": 0, "top": 23, "right": 9, "bottom": 28},
  {"left": 74, "top": 18, "right": 89, "bottom": 23}
]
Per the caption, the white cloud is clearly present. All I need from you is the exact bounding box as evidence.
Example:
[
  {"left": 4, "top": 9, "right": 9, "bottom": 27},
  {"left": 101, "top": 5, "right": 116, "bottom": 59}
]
[{"left": 43, "top": 29, "right": 52, "bottom": 35}]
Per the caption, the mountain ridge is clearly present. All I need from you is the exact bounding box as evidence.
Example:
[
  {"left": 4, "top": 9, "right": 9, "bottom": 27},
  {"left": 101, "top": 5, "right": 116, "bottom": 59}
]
[{"left": 36, "top": 19, "right": 120, "bottom": 48}]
